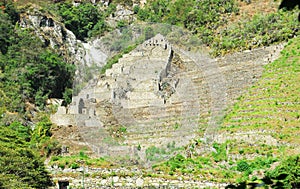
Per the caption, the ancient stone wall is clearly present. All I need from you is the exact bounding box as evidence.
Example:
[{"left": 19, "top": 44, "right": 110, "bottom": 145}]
[
  {"left": 49, "top": 166, "right": 228, "bottom": 188},
  {"left": 51, "top": 33, "right": 284, "bottom": 161}
]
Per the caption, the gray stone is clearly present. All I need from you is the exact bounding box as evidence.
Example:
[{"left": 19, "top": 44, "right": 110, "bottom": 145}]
[
  {"left": 125, "top": 177, "right": 133, "bottom": 183},
  {"left": 100, "top": 179, "right": 107, "bottom": 185},
  {"left": 136, "top": 178, "right": 144, "bottom": 187},
  {"left": 112, "top": 176, "right": 119, "bottom": 183}
]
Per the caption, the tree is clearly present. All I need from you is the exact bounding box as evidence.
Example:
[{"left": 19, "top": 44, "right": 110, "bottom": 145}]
[
  {"left": 56, "top": 2, "right": 107, "bottom": 41},
  {"left": 0, "top": 126, "right": 53, "bottom": 188}
]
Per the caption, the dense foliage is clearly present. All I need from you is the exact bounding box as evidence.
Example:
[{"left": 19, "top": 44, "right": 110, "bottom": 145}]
[
  {"left": 0, "top": 1, "right": 74, "bottom": 113},
  {"left": 135, "top": 0, "right": 238, "bottom": 26},
  {"left": 228, "top": 155, "right": 300, "bottom": 188},
  {"left": 52, "top": 2, "right": 115, "bottom": 41},
  {"left": 0, "top": 2, "right": 71, "bottom": 188},
  {"left": 0, "top": 125, "right": 53, "bottom": 188},
  {"left": 0, "top": 92, "right": 59, "bottom": 187},
  {"left": 135, "top": 0, "right": 238, "bottom": 46},
  {"left": 135, "top": 0, "right": 299, "bottom": 56},
  {"left": 264, "top": 155, "right": 300, "bottom": 188},
  {"left": 49, "top": 151, "right": 111, "bottom": 169},
  {"left": 211, "top": 9, "right": 299, "bottom": 56}
]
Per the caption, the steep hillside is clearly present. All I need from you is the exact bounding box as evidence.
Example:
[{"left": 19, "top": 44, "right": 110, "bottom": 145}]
[
  {"left": 150, "top": 36, "right": 300, "bottom": 188},
  {"left": 0, "top": 2, "right": 72, "bottom": 188},
  {"left": 217, "top": 35, "right": 300, "bottom": 187},
  {"left": 1, "top": 0, "right": 300, "bottom": 188},
  {"left": 219, "top": 36, "right": 300, "bottom": 154}
]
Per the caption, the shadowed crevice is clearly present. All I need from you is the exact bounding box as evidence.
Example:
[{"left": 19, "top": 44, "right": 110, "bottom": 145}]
[{"left": 279, "top": 0, "right": 300, "bottom": 21}]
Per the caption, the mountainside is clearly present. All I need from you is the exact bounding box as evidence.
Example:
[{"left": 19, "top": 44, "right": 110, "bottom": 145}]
[
  {"left": 49, "top": 36, "right": 299, "bottom": 187},
  {"left": 0, "top": 0, "right": 299, "bottom": 188},
  {"left": 51, "top": 31, "right": 284, "bottom": 162},
  {"left": 219, "top": 38, "right": 300, "bottom": 147},
  {"left": 152, "top": 35, "right": 300, "bottom": 189}
]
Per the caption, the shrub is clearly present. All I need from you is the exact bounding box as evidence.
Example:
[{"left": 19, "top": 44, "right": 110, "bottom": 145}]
[
  {"left": 0, "top": 126, "right": 52, "bottom": 188},
  {"left": 70, "top": 162, "right": 80, "bottom": 169},
  {"left": 211, "top": 9, "right": 299, "bottom": 56},
  {"left": 212, "top": 142, "right": 227, "bottom": 162},
  {"left": 0, "top": 20, "right": 74, "bottom": 111},
  {"left": 119, "top": 126, "right": 127, "bottom": 133},
  {"left": 54, "top": 2, "right": 109, "bottom": 41},
  {"left": 264, "top": 155, "right": 300, "bottom": 188},
  {"left": 58, "top": 163, "right": 65, "bottom": 169},
  {"left": 79, "top": 151, "right": 88, "bottom": 158},
  {"left": 51, "top": 156, "right": 61, "bottom": 162},
  {"left": 237, "top": 160, "right": 250, "bottom": 172},
  {"left": 146, "top": 146, "right": 167, "bottom": 161}
]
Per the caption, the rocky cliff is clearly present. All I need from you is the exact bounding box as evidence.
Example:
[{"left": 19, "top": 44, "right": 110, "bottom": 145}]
[
  {"left": 19, "top": 6, "right": 80, "bottom": 63},
  {"left": 19, "top": 5, "right": 108, "bottom": 87}
]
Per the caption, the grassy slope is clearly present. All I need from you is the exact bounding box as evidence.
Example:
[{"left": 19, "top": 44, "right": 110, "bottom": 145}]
[
  {"left": 152, "top": 36, "right": 300, "bottom": 185},
  {"left": 220, "top": 36, "right": 300, "bottom": 155}
]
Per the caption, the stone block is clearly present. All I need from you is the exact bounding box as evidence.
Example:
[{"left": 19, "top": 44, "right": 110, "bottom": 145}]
[
  {"left": 56, "top": 106, "right": 67, "bottom": 114},
  {"left": 50, "top": 114, "right": 75, "bottom": 126},
  {"left": 136, "top": 178, "right": 144, "bottom": 187},
  {"left": 68, "top": 105, "right": 78, "bottom": 114}
]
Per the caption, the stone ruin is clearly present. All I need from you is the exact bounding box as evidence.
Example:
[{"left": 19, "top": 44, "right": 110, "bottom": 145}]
[
  {"left": 51, "top": 33, "right": 284, "bottom": 162},
  {"left": 52, "top": 34, "right": 187, "bottom": 159},
  {"left": 144, "top": 34, "right": 169, "bottom": 50}
]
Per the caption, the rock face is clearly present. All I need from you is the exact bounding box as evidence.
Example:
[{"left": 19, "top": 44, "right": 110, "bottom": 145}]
[
  {"left": 107, "top": 4, "right": 135, "bottom": 27},
  {"left": 19, "top": 6, "right": 108, "bottom": 86},
  {"left": 51, "top": 32, "right": 283, "bottom": 161},
  {"left": 19, "top": 7, "right": 80, "bottom": 63}
]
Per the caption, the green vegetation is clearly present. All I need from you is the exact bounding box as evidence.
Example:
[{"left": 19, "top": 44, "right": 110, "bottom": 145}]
[
  {"left": 212, "top": 142, "right": 227, "bottom": 162},
  {"left": 229, "top": 155, "right": 300, "bottom": 188},
  {"left": 146, "top": 146, "right": 167, "bottom": 161},
  {"left": 152, "top": 142, "right": 281, "bottom": 183},
  {"left": 0, "top": 112, "right": 61, "bottom": 188},
  {"left": 146, "top": 142, "right": 182, "bottom": 162},
  {"left": 0, "top": 1, "right": 74, "bottom": 113},
  {"left": 1, "top": 0, "right": 300, "bottom": 187},
  {"left": 211, "top": 9, "right": 299, "bottom": 56},
  {"left": 153, "top": 148, "right": 236, "bottom": 182},
  {"left": 221, "top": 36, "right": 300, "bottom": 145},
  {"left": 49, "top": 151, "right": 111, "bottom": 169},
  {"left": 264, "top": 155, "right": 300, "bottom": 188},
  {"left": 0, "top": 1, "right": 73, "bottom": 188},
  {"left": 217, "top": 36, "right": 300, "bottom": 185},
  {"left": 30, "top": 114, "right": 61, "bottom": 157},
  {"left": 154, "top": 77, "right": 300, "bottom": 185},
  {"left": 235, "top": 156, "right": 278, "bottom": 180},
  {"left": 135, "top": 0, "right": 238, "bottom": 27},
  {"left": 135, "top": 0, "right": 238, "bottom": 50},
  {"left": 0, "top": 125, "right": 53, "bottom": 188},
  {"left": 135, "top": 0, "right": 299, "bottom": 56},
  {"left": 13, "top": 0, "right": 299, "bottom": 57},
  {"left": 52, "top": 2, "right": 113, "bottom": 41}
]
